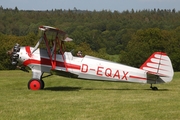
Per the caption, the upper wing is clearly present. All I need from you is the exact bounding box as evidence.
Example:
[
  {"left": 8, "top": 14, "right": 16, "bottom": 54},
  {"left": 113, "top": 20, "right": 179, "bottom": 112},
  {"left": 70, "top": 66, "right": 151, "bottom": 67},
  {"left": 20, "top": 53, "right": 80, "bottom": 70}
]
[{"left": 39, "top": 25, "right": 66, "bottom": 35}]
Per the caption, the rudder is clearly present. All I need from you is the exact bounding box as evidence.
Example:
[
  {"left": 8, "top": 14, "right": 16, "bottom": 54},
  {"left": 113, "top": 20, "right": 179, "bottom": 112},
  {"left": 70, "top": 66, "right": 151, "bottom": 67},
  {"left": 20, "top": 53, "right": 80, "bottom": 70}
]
[{"left": 140, "top": 52, "right": 174, "bottom": 83}]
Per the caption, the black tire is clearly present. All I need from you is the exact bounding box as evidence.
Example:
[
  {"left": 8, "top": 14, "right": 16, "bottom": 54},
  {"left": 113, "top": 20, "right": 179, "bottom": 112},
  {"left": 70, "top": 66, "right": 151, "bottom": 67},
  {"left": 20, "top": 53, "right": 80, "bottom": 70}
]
[
  {"left": 152, "top": 87, "right": 158, "bottom": 90},
  {"left": 40, "top": 79, "right": 45, "bottom": 89}
]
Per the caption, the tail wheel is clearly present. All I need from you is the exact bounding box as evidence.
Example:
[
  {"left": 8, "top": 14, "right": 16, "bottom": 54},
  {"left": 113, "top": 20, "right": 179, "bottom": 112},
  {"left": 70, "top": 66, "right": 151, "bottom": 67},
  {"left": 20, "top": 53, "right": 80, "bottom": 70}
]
[
  {"left": 28, "top": 79, "right": 43, "bottom": 90},
  {"left": 150, "top": 84, "right": 158, "bottom": 90}
]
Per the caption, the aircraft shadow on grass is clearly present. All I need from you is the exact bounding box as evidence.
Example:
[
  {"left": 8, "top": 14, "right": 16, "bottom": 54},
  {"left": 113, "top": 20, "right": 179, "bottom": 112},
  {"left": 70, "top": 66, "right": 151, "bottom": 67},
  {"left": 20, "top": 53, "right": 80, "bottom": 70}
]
[
  {"left": 44, "top": 86, "right": 81, "bottom": 91},
  {"left": 44, "top": 86, "right": 169, "bottom": 91}
]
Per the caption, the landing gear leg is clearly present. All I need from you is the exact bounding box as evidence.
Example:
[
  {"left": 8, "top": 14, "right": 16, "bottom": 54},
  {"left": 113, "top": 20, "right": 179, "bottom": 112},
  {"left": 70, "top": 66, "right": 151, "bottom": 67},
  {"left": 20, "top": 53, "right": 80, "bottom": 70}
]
[
  {"left": 150, "top": 84, "right": 158, "bottom": 90},
  {"left": 40, "top": 79, "right": 45, "bottom": 89}
]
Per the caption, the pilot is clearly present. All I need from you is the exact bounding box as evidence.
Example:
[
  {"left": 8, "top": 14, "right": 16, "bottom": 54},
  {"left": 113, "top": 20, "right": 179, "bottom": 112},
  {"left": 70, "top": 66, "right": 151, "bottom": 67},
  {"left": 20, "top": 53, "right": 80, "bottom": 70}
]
[{"left": 77, "top": 51, "right": 83, "bottom": 57}]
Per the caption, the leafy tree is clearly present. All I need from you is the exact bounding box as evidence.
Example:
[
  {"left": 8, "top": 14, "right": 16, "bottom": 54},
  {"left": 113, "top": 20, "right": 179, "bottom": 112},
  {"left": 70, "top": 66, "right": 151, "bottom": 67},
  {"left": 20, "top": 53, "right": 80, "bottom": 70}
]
[
  {"left": 0, "top": 8, "right": 180, "bottom": 71},
  {"left": 120, "top": 28, "right": 171, "bottom": 67}
]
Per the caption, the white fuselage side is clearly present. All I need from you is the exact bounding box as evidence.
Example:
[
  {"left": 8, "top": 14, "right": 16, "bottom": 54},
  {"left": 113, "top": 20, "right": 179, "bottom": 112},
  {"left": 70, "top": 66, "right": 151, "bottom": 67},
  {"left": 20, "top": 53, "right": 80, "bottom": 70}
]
[{"left": 17, "top": 46, "right": 149, "bottom": 84}]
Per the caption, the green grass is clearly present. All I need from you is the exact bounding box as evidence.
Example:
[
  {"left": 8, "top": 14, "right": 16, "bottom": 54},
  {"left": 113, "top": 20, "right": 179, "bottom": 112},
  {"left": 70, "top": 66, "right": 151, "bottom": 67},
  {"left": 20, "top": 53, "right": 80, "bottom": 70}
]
[{"left": 0, "top": 70, "right": 180, "bottom": 120}]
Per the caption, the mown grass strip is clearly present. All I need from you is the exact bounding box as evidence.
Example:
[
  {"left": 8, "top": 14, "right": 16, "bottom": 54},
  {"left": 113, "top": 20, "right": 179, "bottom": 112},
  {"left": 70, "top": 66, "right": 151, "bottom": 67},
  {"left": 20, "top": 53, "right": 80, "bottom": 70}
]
[{"left": 0, "top": 70, "right": 179, "bottom": 120}]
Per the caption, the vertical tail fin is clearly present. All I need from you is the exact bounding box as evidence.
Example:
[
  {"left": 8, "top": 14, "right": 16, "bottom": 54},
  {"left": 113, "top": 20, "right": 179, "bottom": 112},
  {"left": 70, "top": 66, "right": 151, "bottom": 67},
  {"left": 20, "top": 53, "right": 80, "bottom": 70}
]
[{"left": 140, "top": 52, "right": 174, "bottom": 83}]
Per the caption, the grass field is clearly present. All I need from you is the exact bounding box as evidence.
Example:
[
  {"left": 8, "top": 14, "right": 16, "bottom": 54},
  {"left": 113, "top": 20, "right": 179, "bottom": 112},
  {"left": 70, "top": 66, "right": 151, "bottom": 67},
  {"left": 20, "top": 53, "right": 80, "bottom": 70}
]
[{"left": 0, "top": 70, "right": 180, "bottom": 120}]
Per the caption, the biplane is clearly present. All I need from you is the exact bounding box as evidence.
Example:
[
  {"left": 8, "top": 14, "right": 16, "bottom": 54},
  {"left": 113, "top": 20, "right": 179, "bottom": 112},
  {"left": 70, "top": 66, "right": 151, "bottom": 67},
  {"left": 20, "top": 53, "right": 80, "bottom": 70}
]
[{"left": 9, "top": 26, "right": 174, "bottom": 90}]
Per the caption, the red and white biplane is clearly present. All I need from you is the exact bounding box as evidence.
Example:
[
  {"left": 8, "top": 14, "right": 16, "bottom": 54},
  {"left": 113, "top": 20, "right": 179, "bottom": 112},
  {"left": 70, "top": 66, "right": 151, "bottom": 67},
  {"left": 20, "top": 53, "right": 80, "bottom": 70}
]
[{"left": 9, "top": 26, "right": 174, "bottom": 90}]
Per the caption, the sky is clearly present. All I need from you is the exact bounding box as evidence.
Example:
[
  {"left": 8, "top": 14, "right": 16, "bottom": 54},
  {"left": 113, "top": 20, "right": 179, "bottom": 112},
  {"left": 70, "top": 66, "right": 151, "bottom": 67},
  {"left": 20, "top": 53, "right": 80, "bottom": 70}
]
[{"left": 1, "top": 0, "right": 180, "bottom": 12}]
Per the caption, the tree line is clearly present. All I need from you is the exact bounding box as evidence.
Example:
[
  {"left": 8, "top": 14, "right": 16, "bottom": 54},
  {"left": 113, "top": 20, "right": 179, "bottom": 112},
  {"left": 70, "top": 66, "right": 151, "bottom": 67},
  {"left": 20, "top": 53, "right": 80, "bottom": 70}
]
[{"left": 0, "top": 6, "right": 180, "bottom": 71}]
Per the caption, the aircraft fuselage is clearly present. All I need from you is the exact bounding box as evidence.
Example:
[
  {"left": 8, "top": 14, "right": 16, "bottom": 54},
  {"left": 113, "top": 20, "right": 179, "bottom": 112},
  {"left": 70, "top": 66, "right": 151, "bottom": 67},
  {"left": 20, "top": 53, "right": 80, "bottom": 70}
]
[{"left": 17, "top": 46, "right": 151, "bottom": 84}]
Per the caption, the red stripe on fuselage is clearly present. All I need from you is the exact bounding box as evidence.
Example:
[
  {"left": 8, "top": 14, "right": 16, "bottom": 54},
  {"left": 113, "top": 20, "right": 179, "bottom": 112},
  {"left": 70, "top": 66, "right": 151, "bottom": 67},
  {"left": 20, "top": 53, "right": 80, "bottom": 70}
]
[
  {"left": 23, "top": 59, "right": 41, "bottom": 66},
  {"left": 129, "top": 75, "right": 147, "bottom": 80},
  {"left": 25, "top": 46, "right": 32, "bottom": 57},
  {"left": 23, "top": 58, "right": 81, "bottom": 70},
  {"left": 66, "top": 63, "right": 81, "bottom": 70},
  {"left": 23, "top": 58, "right": 65, "bottom": 67}
]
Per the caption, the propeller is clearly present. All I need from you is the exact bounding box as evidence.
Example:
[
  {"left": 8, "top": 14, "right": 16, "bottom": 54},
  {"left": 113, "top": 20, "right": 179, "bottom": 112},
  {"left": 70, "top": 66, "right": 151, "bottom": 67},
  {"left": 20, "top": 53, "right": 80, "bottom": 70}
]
[{"left": 7, "top": 43, "right": 28, "bottom": 72}]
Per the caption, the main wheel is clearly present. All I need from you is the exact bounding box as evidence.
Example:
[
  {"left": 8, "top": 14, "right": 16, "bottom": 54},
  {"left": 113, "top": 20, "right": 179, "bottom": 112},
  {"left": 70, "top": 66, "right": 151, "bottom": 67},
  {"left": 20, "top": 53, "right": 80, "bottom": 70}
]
[{"left": 28, "top": 79, "right": 43, "bottom": 90}]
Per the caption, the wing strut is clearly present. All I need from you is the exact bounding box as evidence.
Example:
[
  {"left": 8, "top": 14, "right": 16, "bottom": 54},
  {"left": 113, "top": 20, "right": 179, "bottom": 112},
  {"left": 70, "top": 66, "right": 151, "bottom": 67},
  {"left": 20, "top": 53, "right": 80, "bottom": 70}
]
[
  {"left": 39, "top": 26, "right": 71, "bottom": 71},
  {"left": 57, "top": 36, "right": 68, "bottom": 72},
  {"left": 43, "top": 32, "right": 57, "bottom": 70}
]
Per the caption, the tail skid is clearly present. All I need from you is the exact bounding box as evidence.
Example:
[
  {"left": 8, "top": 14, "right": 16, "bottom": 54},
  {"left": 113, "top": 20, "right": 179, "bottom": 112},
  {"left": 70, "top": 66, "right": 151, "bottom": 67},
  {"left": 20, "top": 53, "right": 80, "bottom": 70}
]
[{"left": 140, "top": 52, "right": 174, "bottom": 84}]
